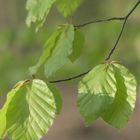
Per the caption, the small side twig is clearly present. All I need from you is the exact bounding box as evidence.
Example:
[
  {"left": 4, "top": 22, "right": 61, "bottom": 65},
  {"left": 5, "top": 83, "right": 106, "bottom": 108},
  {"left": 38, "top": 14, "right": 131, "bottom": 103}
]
[{"left": 74, "top": 17, "right": 125, "bottom": 28}]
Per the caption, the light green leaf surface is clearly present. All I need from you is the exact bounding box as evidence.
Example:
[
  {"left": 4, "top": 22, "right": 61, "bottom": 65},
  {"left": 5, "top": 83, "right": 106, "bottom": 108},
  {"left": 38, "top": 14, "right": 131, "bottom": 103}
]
[
  {"left": 102, "top": 64, "right": 137, "bottom": 129},
  {"left": 56, "top": 0, "right": 83, "bottom": 17},
  {"left": 26, "top": 0, "right": 55, "bottom": 31},
  {"left": 29, "top": 24, "right": 74, "bottom": 78},
  {"left": 69, "top": 29, "right": 85, "bottom": 62},
  {"left": 77, "top": 64, "right": 117, "bottom": 125},
  {"left": 29, "top": 28, "right": 62, "bottom": 75},
  {"left": 6, "top": 79, "right": 62, "bottom": 140},
  {"left": 47, "top": 83, "right": 62, "bottom": 114},
  {"left": 44, "top": 24, "right": 74, "bottom": 77},
  {"left": 0, "top": 81, "right": 25, "bottom": 139}
]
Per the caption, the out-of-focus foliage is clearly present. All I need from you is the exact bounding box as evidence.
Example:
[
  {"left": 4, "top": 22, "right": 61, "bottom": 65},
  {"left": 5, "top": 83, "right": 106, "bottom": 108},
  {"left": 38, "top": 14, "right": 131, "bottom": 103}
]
[
  {"left": 56, "top": 0, "right": 83, "bottom": 17},
  {"left": 26, "top": 0, "right": 56, "bottom": 31},
  {"left": 26, "top": 0, "right": 83, "bottom": 30}
]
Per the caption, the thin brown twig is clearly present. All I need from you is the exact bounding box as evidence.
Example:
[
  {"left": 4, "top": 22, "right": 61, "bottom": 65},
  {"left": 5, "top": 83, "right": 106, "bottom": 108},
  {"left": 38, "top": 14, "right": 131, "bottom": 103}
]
[
  {"left": 49, "top": 70, "right": 90, "bottom": 83},
  {"left": 74, "top": 17, "right": 125, "bottom": 28},
  {"left": 106, "top": 0, "right": 140, "bottom": 60}
]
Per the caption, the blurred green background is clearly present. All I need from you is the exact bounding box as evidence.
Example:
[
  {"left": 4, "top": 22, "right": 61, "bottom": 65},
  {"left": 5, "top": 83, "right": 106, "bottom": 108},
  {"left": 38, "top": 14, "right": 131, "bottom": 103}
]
[{"left": 0, "top": 0, "right": 140, "bottom": 140}]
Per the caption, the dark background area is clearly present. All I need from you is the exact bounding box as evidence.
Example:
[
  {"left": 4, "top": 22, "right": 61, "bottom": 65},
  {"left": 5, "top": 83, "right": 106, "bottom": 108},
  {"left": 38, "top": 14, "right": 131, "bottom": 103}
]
[{"left": 0, "top": 0, "right": 140, "bottom": 140}]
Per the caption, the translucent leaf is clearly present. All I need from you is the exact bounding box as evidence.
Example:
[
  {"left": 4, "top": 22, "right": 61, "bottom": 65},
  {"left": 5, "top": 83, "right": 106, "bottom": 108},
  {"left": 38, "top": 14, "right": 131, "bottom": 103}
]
[
  {"left": 47, "top": 83, "right": 62, "bottom": 114},
  {"left": 44, "top": 25, "right": 74, "bottom": 77},
  {"left": 56, "top": 0, "right": 83, "bottom": 17},
  {"left": 6, "top": 79, "right": 62, "bottom": 140},
  {"left": 29, "top": 24, "right": 75, "bottom": 78},
  {"left": 0, "top": 81, "right": 25, "bottom": 139},
  {"left": 69, "top": 29, "right": 85, "bottom": 62},
  {"left": 29, "top": 28, "right": 62, "bottom": 75},
  {"left": 77, "top": 64, "right": 117, "bottom": 125},
  {"left": 26, "top": 0, "right": 56, "bottom": 31},
  {"left": 102, "top": 64, "right": 137, "bottom": 129}
]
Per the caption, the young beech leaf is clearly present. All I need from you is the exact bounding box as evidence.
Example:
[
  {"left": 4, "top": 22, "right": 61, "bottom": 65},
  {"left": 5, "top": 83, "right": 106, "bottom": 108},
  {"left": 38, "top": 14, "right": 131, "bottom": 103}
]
[
  {"left": 56, "top": 0, "right": 83, "bottom": 17},
  {"left": 0, "top": 81, "right": 25, "bottom": 139},
  {"left": 26, "top": 0, "right": 56, "bottom": 31},
  {"left": 47, "top": 83, "right": 62, "bottom": 114},
  {"left": 44, "top": 24, "right": 74, "bottom": 77},
  {"left": 69, "top": 29, "right": 85, "bottom": 62},
  {"left": 4, "top": 79, "right": 62, "bottom": 140},
  {"left": 29, "top": 24, "right": 74, "bottom": 78},
  {"left": 77, "top": 64, "right": 117, "bottom": 125},
  {"left": 102, "top": 63, "right": 137, "bottom": 129},
  {"left": 29, "top": 28, "right": 62, "bottom": 75}
]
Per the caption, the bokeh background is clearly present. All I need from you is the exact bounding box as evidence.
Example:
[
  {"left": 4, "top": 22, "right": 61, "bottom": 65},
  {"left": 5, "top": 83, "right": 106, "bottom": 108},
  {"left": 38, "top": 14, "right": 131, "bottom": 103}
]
[{"left": 0, "top": 0, "right": 140, "bottom": 140}]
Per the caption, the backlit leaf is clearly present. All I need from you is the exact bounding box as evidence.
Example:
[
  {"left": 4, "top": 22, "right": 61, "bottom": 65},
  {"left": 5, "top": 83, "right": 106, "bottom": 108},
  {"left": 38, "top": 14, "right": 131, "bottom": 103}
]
[
  {"left": 5, "top": 79, "right": 62, "bottom": 140},
  {"left": 102, "top": 64, "right": 137, "bottom": 129},
  {"left": 77, "top": 63, "right": 117, "bottom": 125},
  {"left": 0, "top": 81, "right": 25, "bottom": 139},
  {"left": 29, "top": 28, "right": 62, "bottom": 75}
]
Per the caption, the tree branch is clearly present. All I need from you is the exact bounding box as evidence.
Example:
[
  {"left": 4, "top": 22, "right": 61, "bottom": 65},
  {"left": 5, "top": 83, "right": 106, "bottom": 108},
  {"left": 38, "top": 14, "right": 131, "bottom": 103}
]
[
  {"left": 106, "top": 0, "right": 140, "bottom": 60},
  {"left": 49, "top": 0, "right": 140, "bottom": 83},
  {"left": 49, "top": 70, "right": 90, "bottom": 83},
  {"left": 74, "top": 17, "right": 125, "bottom": 28},
  {"left": 105, "top": 19, "right": 127, "bottom": 61}
]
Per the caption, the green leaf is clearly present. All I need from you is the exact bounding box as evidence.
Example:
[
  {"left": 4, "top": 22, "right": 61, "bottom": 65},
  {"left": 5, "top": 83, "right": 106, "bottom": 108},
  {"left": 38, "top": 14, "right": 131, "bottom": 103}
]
[
  {"left": 102, "top": 64, "right": 137, "bottom": 129},
  {"left": 69, "top": 29, "right": 85, "bottom": 62},
  {"left": 47, "top": 83, "right": 62, "bottom": 114},
  {"left": 29, "top": 28, "right": 62, "bottom": 75},
  {"left": 26, "top": 0, "right": 56, "bottom": 31},
  {"left": 29, "top": 24, "right": 75, "bottom": 78},
  {"left": 6, "top": 79, "right": 62, "bottom": 140},
  {"left": 56, "top": 0, "right": 83, "bottom": 17},
  {"left": 44, "top": 24, "right": 74, "bottom": 77},
  {"left": 0, "top": 81, "right": 25, "bottom": 139},
  {"left": 77, "top": 64, "right": 117, "bottom": 125}
]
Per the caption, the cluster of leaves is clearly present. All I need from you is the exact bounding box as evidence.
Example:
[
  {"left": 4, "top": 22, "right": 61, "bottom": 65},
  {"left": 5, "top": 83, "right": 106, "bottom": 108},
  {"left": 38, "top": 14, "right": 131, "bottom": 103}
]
[
  {"left": 0, "top": 0, "right": 138, "bottom": 140},
  {"left": 0, "top": 62, "right": 137, "bottom": 140}
]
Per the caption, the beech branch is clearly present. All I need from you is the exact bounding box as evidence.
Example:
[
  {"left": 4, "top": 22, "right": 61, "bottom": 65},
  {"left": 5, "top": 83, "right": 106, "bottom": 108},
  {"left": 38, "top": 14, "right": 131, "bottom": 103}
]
[
  {"left": 49, "top": 70, "right": 90, "bottom": 83},
  {"left": 74, "top": 17, "right": 125, "bottom": 28},
  {"left": 49, "top": 0, "right": 140, "bottom": 83},
  {"left": 106, "top": 0, "right": 140, "bottom": 60}
]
